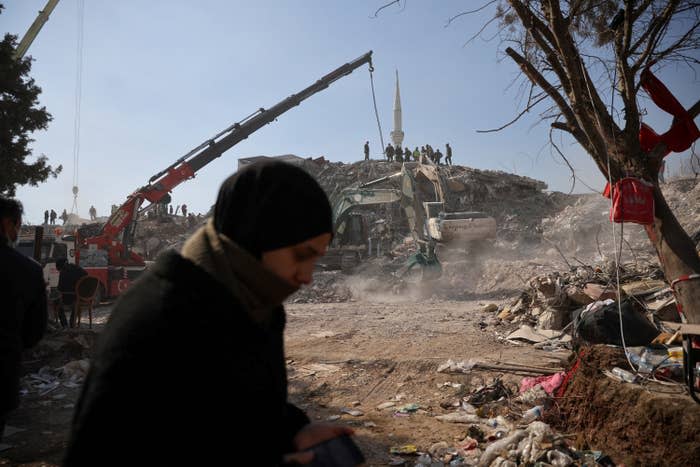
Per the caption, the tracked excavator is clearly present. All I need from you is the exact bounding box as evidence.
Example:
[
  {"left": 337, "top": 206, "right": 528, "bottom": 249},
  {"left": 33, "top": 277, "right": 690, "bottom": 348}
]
[{"left": 327, "top": 159, "right": 496, "bottom": 278}]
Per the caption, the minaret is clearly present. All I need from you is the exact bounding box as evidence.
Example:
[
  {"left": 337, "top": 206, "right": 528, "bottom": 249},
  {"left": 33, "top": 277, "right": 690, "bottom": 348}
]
[{"left": 390, "top": 70, "right": 404, "bottom": 147}]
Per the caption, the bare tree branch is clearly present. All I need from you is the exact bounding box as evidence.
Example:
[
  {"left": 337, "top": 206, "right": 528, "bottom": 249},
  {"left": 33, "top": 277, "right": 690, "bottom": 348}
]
[
  {"left": 370, "top": 0, "right": 401, "bottom": 18},
  {"left": 649, "top": 20, "right": 700, "bottom": 66},
  {"left": 463, "top": 14, "right": 501, "bottom": 47},
  {"left": 549, "top": 126, "right": 577, "bottom": 194},
  {"left": 631, "top": 1, "right": 680, "bottom": 70},
  {"left": 477, "top": 93, "right": 549, "bottom": 133},
  {"left": 444, "top": 0, "right": 498, "bottom": 28},
  {"left": 630, "top": 0, "right": 654, "bottom": 23}
]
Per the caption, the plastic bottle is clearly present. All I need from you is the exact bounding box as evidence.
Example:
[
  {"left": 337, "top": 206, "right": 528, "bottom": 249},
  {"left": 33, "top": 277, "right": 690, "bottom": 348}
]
[
  {"left": 611, "top": 367, "right": 637, "bottom": 383},
  {"left": 521, "top": 405, "right": 543, "bottom": 424},
  {"left": 627, "top": 349, "right": 653, "bottom": 374}
]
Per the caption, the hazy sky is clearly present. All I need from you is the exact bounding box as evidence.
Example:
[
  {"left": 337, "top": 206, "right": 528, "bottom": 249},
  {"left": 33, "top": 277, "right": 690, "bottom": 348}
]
[{"left": 4, "top": 0, "right": 698, "bottom": 224}]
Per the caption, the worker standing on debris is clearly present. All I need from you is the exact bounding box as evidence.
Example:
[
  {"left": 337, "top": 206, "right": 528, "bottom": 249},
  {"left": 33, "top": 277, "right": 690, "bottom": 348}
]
[
  {"left": 60, "top": 209, "right": 68, "bottom": 225},
  {"left": 63, "top": 161, "right": 356, "bottom": 466},
  {"left": 364, "top": 141, "right": 370, "bottom": 161},
  {"left": 181, "top": 204, "right": 188, "bottom": 217},
  {"left": 89, "top": 205, "right": 97, "bottom": 221},
  {"left": 0, "top": 197, "right": 47, "bottom": 442},
  {"left": 445, "top": 143, "right": 453, "bottom": 165},
  {"left": 413, "top": 147, "right": 420, "bottom": 161},
  {"left": 44, "top": 209, "right": 49, "bottom": 224},
  {"left": 49, "top": 209, "right": 57, "bottom": 224},
  {"left": 395, "top": 145, "right": 404, "bottom": 163},
  {"left": 385, "top": 142, "right": 394, "bottom": 162}
]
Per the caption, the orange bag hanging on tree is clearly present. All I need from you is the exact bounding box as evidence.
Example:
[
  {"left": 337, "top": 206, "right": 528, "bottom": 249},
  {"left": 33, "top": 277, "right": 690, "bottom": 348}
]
[{"left": 603, "top": 178, "right": 655, "bottom": 225}]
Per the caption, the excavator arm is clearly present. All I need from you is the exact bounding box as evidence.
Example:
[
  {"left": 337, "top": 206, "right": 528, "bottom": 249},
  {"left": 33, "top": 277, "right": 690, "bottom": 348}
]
[{"left": 83, "top": 51, "right": 374, "bottom": 265}]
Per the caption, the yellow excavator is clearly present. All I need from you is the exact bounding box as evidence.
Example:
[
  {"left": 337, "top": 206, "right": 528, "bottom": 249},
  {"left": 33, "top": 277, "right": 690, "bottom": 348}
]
[{"left": 329, "top": 159, "right": 497, "bottom": 278}]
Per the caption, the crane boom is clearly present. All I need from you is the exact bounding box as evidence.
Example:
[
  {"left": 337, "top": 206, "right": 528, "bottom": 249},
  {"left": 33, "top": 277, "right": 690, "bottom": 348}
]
[
  {"left": 13, "top": 0, "right": 60, "bottom": 60},
  {"left": 85, "top": 50, "right": 374, "bottom": 266}
]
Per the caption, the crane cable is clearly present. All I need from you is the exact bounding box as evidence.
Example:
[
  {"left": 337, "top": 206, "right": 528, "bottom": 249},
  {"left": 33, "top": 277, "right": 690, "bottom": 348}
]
[
  {"left": 70, "top": 0, "right": 85, "bottom": 215},
  {"left": 368, "top": 64, "right": 385, "bottom": 160}
]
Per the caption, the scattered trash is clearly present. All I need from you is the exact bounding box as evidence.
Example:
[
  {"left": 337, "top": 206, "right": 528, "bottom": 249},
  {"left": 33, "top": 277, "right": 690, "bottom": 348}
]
[
  {"left": 466, "top": 379, "right": 511, "bottom": 406},
  {"left": 608, "top": 367, "right": 638, "bottom": 384},
  {"left": 437, "top": 359, "right": 476, "bottom": 373},
  {"left": 389, "top": 444, "right": 417, "bottom": 455},
  {"left": 521, "top": 405, "right": 544, "bottom": 424},
  {"left": 478, "top": 430, "right": 526, "bottom": 467},
  {"left": 340, "top": 407, "right": 364, "bottom": 417},
  {"left": 435, "top": 412, "right": 482, "bottom": 424},
  {"left": 519, "top": 372, "right": 566, "bottom": 395},
  {"left": 376, "top": 401, "right": 396, "bottom": 410},
  {"left": 573, "top": 299, "right": 660, "bottom": 346},
  {"left": 395, "top": 403, "right": 420, "bottom": 414}
]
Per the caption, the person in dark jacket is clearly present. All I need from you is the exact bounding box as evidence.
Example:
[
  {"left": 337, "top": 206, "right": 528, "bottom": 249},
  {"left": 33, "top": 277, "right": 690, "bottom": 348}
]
[
  {"left": 0, "top": 197, "right": 47, "bottom": 441},
  {"left": 364, "top": 141, "right": 370, "bottom": 160},
  {"left": 385, "top": 142, "right": 394, "bottom": 162},
  {"left": 54, "top": 258, "right": 88, "bottom": 328},
  {"left": 64, "top": 161, "right": 356, "bottom": 466}
]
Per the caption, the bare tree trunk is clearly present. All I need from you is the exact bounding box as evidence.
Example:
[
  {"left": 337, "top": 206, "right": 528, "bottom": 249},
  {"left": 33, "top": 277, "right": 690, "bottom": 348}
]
[{"left": 646, "top": 186, "right": 700, "bottom": 323}]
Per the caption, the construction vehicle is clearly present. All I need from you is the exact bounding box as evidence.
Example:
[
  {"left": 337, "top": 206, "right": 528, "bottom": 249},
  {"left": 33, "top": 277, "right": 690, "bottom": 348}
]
[
  {"left": 327, "top": 160, "right": 496, "bottom": 277},
  {"left": 20, "top": 51, "right": 375, "bottom": 299}
]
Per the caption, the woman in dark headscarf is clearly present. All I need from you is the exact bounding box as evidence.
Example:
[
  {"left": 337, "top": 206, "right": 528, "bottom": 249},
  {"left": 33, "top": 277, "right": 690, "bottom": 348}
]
[{"left": 64, "top": 161, "right": 356, "bottom": 466}]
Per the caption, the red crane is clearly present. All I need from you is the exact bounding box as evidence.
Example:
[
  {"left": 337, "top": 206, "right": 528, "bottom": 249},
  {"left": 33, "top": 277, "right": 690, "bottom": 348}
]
[{"left": 75, "top": 51, "right": 374, "bottom": 296}]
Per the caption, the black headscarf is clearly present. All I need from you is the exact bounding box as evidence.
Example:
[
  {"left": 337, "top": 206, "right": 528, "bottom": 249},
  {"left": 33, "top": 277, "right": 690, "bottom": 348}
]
[{"left": 213, "top": 161, "right": 333, "bottom": 258}]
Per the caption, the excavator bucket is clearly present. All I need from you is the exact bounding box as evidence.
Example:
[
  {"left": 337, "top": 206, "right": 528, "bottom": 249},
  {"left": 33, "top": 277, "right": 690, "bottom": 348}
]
[{"left": 405, "top": 252, "right": 442, "bottom": 280}]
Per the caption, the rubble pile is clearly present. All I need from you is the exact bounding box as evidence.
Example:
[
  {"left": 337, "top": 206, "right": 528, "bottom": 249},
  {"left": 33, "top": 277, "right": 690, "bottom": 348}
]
[
  {"left": 289, "top": 271, "right": 353, "bottom": 303},
  {"left": 661, "top": 176, "right": 700, "bottom": 238},
  {"left": 490, "top": 261, "right": 671, "bottom": 335},
  {"left": 296, "top": 159, "right": 573, "bottom": 243},
  {"left": 131, "top": 215, "right": 206, "bottom": 260}
]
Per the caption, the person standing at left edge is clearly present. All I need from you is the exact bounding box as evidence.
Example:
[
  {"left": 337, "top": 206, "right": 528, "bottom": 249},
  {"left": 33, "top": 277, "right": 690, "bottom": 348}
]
[{"left": 0, "top": 196, "right": 47, "bottom": 441}]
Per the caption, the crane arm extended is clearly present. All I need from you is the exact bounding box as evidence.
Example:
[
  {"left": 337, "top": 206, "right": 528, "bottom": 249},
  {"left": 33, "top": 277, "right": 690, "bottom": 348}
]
[
  {"left": 13, "top": 0, "right": 60, "bottom": 60},
  {"left": 89, "top": 51, "right": 374, "bottom": 264}
]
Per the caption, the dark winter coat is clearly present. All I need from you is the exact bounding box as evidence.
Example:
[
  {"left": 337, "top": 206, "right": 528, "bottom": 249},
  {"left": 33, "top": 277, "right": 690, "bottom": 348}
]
[
  {"left": 63, "top": 248, "right": 309, "bottom": 466},
  {"left": 0, "top": 242, "right": 47, "bottom": 416},
  {"left": 57, "top": 263, "right": 87, "bottom": 306}
]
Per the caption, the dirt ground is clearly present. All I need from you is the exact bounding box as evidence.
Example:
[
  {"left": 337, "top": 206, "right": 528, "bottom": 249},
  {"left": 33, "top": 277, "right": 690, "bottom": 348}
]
[
  {"left": 2, "top": 297, "right": 563, "bottom": 466},
  {"left": 2, "top": 292, "right": 699, "bottom": 466}
]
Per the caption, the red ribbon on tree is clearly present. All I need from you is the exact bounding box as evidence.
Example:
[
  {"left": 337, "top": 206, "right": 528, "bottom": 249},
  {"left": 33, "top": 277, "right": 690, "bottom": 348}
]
[
  {"left": 638, "top": 68, "right": 700, "bottom": 156},
  {"left": 602, "top": 69, "right": 698, "bottom": 223}
]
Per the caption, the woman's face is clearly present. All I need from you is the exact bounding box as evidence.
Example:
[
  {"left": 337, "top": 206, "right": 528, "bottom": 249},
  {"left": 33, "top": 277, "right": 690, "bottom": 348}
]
[{"left": 261, "top": 232, "right": 332, "bottom": 289}]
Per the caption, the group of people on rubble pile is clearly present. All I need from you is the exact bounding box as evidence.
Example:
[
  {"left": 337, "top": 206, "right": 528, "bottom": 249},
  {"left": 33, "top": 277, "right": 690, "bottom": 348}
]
[
  {"left": 1, "top": 160, "right": 362, "bottom": 466},
  {"left": 42, "top": 206, "right": 100, "bottom": 224},
  {"left": 365, "top": 141, "right": 453, "bottom": 165},
  {"left": 42, "top": 208, "right": 69, "bottom": 225}
]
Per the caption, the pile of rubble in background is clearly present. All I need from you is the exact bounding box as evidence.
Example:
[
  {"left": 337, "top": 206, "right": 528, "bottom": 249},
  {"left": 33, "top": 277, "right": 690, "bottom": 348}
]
[{"left": 297, "top": 159, "right": 573, "bottom": 243}]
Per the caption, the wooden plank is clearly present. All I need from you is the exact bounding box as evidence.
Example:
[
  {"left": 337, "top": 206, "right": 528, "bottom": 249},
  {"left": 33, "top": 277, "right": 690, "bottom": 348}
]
[{"left": 661, "top": 321, "right": 700, "bottom": 335}]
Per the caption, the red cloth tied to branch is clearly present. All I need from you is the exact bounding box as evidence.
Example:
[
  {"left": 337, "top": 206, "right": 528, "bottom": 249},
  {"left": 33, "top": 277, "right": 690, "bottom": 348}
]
[
  {"left": 603, "top": 177, "right": 655, "bottom": 225},
  {"left": 639, "top": 68, "right": 700, "bottom": 156}
]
